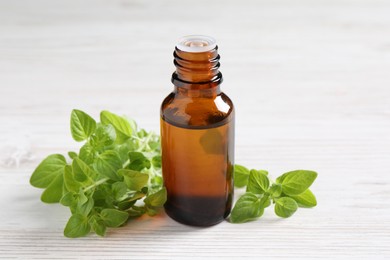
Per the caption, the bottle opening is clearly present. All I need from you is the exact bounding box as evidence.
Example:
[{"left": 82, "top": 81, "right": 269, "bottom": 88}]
[{"left": 176, "top": 35, "right": 217, "bottom": 53}]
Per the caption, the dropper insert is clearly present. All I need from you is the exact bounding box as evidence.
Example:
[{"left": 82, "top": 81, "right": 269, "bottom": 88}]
[{"left": 176, "top": 35, "right": 217, "bottom": 53}]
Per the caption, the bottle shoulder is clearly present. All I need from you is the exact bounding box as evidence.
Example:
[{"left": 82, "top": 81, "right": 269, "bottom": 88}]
[{"left": 161, "top": 91, "right": 234, "bottom": 128}]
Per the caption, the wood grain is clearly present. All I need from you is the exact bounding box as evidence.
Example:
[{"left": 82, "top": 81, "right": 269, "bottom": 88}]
[{"left": 1, "top": 0, "right": 390, "bottom": 258}]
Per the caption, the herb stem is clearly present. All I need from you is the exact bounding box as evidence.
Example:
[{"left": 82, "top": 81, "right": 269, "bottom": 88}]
[
  {"left": 137, "top": 132, "right": 153, "bottom": 152},
  {"left": 83, "top": 177, "right": 109, "bottom": 192}
]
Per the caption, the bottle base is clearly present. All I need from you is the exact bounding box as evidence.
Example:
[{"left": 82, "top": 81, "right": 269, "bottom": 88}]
[{"left": 164, "top": 195, "right": 231, "bottom": 227}]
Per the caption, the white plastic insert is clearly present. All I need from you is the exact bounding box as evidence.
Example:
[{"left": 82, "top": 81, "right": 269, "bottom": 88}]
[{"left": 176, "top": 35, "right": 217, "bottom": 53}]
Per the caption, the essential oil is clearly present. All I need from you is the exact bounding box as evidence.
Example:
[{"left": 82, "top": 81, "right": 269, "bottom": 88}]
[{"left": 160, "top": 35, "right": 235, "bottom": 226}]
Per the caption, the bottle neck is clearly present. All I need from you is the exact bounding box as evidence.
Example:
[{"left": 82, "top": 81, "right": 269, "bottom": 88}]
[{"left": 171, "top": 46, "right": 223, "bottom": 94}]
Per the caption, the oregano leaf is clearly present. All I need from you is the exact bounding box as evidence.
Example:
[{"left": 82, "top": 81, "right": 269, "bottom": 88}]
[
  {"left": 128, "top": 152, "right": 151, "bottom": 171},
  {"left": 246, "top": 170, "right": 270, "bottom": 194},
  {"left": 289, "top": 189, "right": 317, "bottom": 208},
  {"left": 118, "top": 169, "right": 149, "bottom": 191},
  {"left": 40, "top": 174, "right": 64, "bottom": 203},
  {"left": 64, "top": 165, "right": 81, "bottom": 193},
  {"left": 72, "top": 158, "right": 95, "bottom": 182},
  {"left": 268, "top": 183, "right": 282, "bottom": 198},
  {"left": 233, "top": 164, "right": 250, "bottom": 188},
  {"left": 90, "top": 216, "right": 106, "bottom": 237},
  {"left": 230, "top": 193, "right": 263, "bottom": 223},
  {"left": 64, "top": 214, "right": 91, "bottom": 238},
  {"left": 277, "top": 170, "right": 317, "bottom": 195},
  {"left": 144, "top": 187, "right": 167, "bottom": 208},
  {"left": 100, "top": 111, "right": 132, "bottom": 144},
  {"left": 70, "top": 109, "right": 96, "bottom": 142},
  {"left": 30, "top": 154, "right": 66, "bottom": 188},
  {"left": 100, "top": 209, "right": 129, "bottom": 227},
  {"left": 274, "top": 197, "right": 298, "bottom": 218},
  {"left": 93, "top": 151, "right": 122, "bottom": 181}
]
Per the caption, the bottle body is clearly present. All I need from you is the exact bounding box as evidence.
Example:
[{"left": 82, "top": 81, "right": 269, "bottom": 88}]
[{"left": 160, "top": 36, "right": 234, "bottom": 226}]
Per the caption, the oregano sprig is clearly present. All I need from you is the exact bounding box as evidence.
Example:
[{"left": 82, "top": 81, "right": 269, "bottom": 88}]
[
  {"left": 230, "top": 165, "right": 318, "bottom": 223},
  {"left": 30, "top": 109, "right": 166, "bottom": 238}
]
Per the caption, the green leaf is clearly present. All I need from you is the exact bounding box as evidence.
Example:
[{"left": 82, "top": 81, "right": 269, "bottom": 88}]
[
  {"left": 77, "top": 192, "right": 94, "bottom": 216},
  {"left": 77, "top": 190, "right": 88, "bottom": 204},
  {"left": 275, "top": 197, "right": 298, "bottom": 218},
  {"left": 112, "top": 182, "right": 128, "bottom": 201},
  {"left": 90, "top": 216, "right": 106, "bottom": 237},
  {"left": 115, "top": 141, "right": 138, "bottom": 163},
  {"left": 246, "top": 170, "right": 270, "bottom": 194},
  {"left": 233, "top": 164, "right": 250, "bottom": 188},
  {"left": 141, "top": 187, "right": 149, "bottom": 194},
  {"left": 151, "top": 155, "right": 162, "bottom": 168},
  {"left": 146, "top": 207, "right": 157, "bottom": 216},
  {"left": 124, "top": 116, "right": 138, "bottom": 133},
  {"left": 72, "top": 158, "right": 95, "bottom": 182},
  {"left": 64, "top": 214, "right": 91, "bottom": 238},
  {"left": 117, "top": 192, "right": 145, "bottom": 210},
  {"left": 259, "top": 194, "right": 271, "bottom": 208},
  {"left": 90, "top": 124, "right": 116, "bottom": 149},
  {"left": 128, "top": 192, "right": 146, "bottom": 202},
  {"left": 40, "top": 174, "right": 64, "bottom": 203},
  {"left": 93, "top": 151, "right": 122, "bottom": 181},
  {"left": 128, "top": 152, "right": 151, "bottom": 171},
  {"left": 268, "top": 183, "right": 282, "bottom": 198},
  {"left": 79, "top": 144, "right": 95, "bottom": 164},
  {"left": 60, "top": 192, "right": 75, "bottom": 207},
  {"left": 128, "top": 206, "right": 146, "bottom": 217},
  {"left": 148, "top": 140, "right": 160, "bottom": 151},
  {"left": 230, "top": 193, "right": 264, "bottom": 223},
  {"left": 100, "top": 111, "right": 132, "bottom": 144},
  {"left": 252, "top": 169, "right": 268, "bottom": 176},
  {"left": 151, "top": 175, "right": 163, "bottom": 186},
  {"left": 92, "top": 188, "right": 114, "bottom": 209},
  {"left": 260, "top": 169, "right": 268, "bottom": 175},
  {"left": 64, "top": 165, "right": 81, "bottom": 193},
  {"left": 68, "top": 151, "right": 78, "bottom": 159},
  {"left": 117, "top": 200, "right": 137, "bottom": 211},
  {"left": 100, "top": 209, "right": 129, "bottom": 227},
  {"left": 119, "top": 169, "right": 149, "bottom": 191},
  {"left": 277, "top": 170, "right": 318, "bottom": 196},
  {"left": 137, "top": 129, "right": 147, "bottom": 138},
  {"left": 144, "top": 188, "right": 167, "bottom": 208},
  {"left": 70, "top": 109, "right": 96, "bottom": 142},
  {"left": 30, "top": 154, "right": 66, "bottom": 188},
  {"left": 289, "top": 189, "right": 317, "bottom": 208}
]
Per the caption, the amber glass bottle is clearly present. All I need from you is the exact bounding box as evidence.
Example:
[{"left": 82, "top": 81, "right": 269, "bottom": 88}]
[{"left": 160, "top": 35, "right": 234, "bottom": 226}]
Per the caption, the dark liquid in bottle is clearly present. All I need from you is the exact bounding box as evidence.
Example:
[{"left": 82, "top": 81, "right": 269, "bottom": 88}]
[{"left": 161, "top": 118, "right": 234, "bottom": 226}]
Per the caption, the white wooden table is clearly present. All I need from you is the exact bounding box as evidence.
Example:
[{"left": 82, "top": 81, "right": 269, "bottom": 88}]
[{"left": 1, "top": 0, "right": 390, "bottom": 258}]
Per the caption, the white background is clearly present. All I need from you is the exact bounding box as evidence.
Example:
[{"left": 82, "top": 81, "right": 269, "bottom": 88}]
[{"left": 1, "top": 0, "right": 389, "bottom": 258}]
